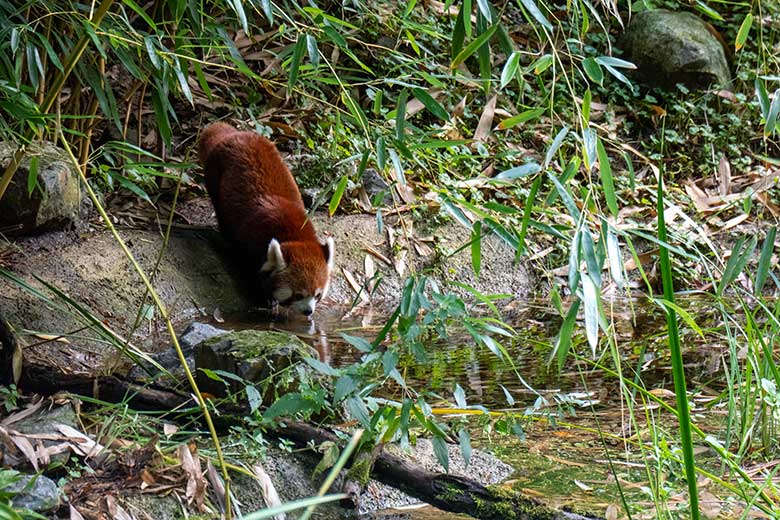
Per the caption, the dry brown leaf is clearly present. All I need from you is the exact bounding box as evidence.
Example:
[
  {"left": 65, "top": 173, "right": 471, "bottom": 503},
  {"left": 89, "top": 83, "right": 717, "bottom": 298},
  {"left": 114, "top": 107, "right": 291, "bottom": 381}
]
[
  {"left": 395, "top": 183, "right": 416, "bottom": 204},
  {"left": 163, "top": 423, "right": 178, "bottom": 437},
  {"left": 473, "top": 95, "right": 497, "bottom": 142},
  {"left": 206, "top": 458, "right": 225, "bottom": 513},
  {"left": 69, "top": 505, "right": 86, "bottom": 520},
  {"left": 31, "top": 333, "right": 70, "bottom": 344},
  {"left": 756, "top": 191, "right": 780, "bottom": 217},
  {"left": 452, "top": 95, "right": 468, "bottom": 119},
  {"left": 1, "top": 400, "right": 43, "bottom": 426},
  {"left": 393, "top": 249, "right": 408, "bottom": 277},
  {"left": 56, "top": 424, "right": 104, "bottom": 459},
  {"left": 699, "top": 490, "right": 722, "bottom": 519},
  {"left": 721, "top": 214, "right": 749, "bottom": 231},
  {"left": 251, "top": 463, "right": 285, "bottom": 520},
  {"left": 10, "top": 434, "right": 38, "bottom": 471},
  {"left": 180, "top": 444, "right": 207, "bottom": 510},
  {"left": 364, "top": 247, "right": 393, "bottom": 267},
  {"left": 718, "top": 155, "right": 731, "bottom": 196},
  {"left": 684, "top": 181, "right": 712, "bottom": 213},
  {"left": 364, "top": 255, "right": 376, "bottom": 281},
  {"left": 342, "top": 269, "right": 370, "bottom": 304}
]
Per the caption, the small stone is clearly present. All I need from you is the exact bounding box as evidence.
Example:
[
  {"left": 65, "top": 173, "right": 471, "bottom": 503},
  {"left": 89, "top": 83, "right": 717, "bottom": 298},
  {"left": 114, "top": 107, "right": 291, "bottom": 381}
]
[
  {"left": 180, "top": 322, "right": 227, "bottom": 349},
  {"left": 619, "top": 9, "right": 732, "bottom": 90},
  {"left": 361, "top": 169, "right": 390, "bottom": 201},
  {"left": 8, "top": 474, "right": 61, "bottom": 512}
]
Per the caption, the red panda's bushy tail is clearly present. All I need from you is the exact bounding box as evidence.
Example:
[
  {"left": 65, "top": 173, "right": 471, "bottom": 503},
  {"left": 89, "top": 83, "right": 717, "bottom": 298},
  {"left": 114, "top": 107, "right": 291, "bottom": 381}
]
[{"left": 198, "top": 122, "right": 236, "bottom": 166}]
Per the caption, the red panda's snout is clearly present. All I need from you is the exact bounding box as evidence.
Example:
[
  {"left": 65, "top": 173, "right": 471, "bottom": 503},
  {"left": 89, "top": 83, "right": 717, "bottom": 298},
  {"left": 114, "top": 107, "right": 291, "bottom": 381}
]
[{"left": 261, "top": 238, "right": 335, "bottom": 317}]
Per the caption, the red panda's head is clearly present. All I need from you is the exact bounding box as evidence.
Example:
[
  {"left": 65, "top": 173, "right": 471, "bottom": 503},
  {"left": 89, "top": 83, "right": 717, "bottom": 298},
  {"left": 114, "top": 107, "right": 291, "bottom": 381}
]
[{"left": 260, "top": 237, "right": 335, "bottom": 317}]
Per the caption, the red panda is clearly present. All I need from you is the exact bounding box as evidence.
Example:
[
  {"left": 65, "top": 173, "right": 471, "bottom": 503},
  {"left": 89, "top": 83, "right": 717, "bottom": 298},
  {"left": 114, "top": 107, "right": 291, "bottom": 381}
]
[{"left": 198, "top": 122, "right": 334, "bottom": 316}]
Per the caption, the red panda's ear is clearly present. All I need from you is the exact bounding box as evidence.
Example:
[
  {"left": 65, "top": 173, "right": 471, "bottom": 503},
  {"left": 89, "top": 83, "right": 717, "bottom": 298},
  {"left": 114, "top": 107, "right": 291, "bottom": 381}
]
[
  {"left": 261, "top": 239, "right": 286, "bottom": 273},
  {"left": 321, "top": 237, "right": 335, "bottom": 273}
]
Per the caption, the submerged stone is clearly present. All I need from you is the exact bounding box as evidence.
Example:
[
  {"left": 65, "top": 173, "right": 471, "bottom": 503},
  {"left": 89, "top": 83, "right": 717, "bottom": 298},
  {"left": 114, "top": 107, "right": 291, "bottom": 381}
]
[{"left": 619, "top": 9, "right": 732, "bottom": 90}]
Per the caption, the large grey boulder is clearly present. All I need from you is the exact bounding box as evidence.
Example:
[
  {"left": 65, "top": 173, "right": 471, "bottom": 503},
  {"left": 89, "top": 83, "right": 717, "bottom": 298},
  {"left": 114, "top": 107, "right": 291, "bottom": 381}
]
[
  {"left": 0, "top": 141, "right": 88, "bottom": 236},
  {"left": 620, "top": 9, "right": 732, "bottom": 90}
]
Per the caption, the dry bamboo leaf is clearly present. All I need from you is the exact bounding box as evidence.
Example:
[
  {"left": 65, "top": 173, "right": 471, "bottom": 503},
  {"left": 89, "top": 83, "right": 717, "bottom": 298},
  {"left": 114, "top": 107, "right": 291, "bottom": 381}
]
[
  {"left": 684, "top": 181, "right": 712, "bottom": 213},
  {"left": 180, "top": 444, "right": 207, "bottom": 510},
  {"left": 452, "top": 95, "right": 468, "bottom": 119},
  {"left": 206, "top": 458, "right": 226, "bottom": 513},
  {"left": 756, "top": 191, "right": 780, "bottom": 217},
  {"left": 105, "top": 496, "right": 135, "bottom": 520},
  {"left": 395, "top": 183, "right": 416, "bottom": 204},
  {"left": 56, "top": 424, "right": 104, "bottom": 459},
  {"left": 386, "top": 225, "right": 396, "bottom": 249},
  {"left": 30, "top": 333, "right": 69, "bottom": 344},
  {"left": 163, "top": 423, "right": 178, "bottom": 437},
  {"left": 413, "top": 240, "right": 433, "bottom": 257},
  {"left": 342, "top": 269, "right": 370, "bottom": 304},
  {"left": 251, "top": 463, "right": 285, "bottom": 520},
  {"left": 393, "top": 249, "right": 408, "bottom": 277},
  {"left": 364, "top": 247, "right": 393, "bottom": 267},
  {"left": 473, "top": 95, "right": 497, "bottom": 142},
  {"left": 721, "top": 214, "right": 749, "bottom": 231},
  {"left": 1, "top": 400, "right": 43, "bottom": 426},
  {"left": 364, "top": 255, "right": 376, "bottom": 280},
  {"left": 699, "top": 490, "right": 722, "bottom": 519},
  {"left": 718, "top": 155, "right": 731, "bottom": 196},
  {"left": 10, "top": 434, "right": 38, "bottom": 471},
  {"left": 69, "top": 505, "right": 86, "bottom": 520}
]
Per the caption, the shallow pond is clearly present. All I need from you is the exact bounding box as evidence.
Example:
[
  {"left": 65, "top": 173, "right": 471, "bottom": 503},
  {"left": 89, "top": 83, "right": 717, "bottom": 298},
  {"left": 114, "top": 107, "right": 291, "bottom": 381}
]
[{"left": 195, "top": 297, "right": 741, "bottom": 519}]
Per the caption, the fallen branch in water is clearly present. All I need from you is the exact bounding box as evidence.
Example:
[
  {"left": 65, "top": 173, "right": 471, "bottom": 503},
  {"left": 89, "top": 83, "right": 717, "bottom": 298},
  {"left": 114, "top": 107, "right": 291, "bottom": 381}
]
[{"left": 19, "top": 367, "right": 603, "bottom": 520}]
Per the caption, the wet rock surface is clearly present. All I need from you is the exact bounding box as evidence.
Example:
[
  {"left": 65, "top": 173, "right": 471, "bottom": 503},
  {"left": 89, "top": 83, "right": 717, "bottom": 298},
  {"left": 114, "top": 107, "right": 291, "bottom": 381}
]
[{"left": 620, "top": 9, "right": 732, "bottom": 90}]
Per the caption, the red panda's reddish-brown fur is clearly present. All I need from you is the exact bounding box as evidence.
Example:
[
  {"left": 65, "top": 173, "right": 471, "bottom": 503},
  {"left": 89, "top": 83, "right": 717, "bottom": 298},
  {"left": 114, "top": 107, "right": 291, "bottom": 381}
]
[{"left": 199, "top": 122, "right": 334, "bottom": 315}]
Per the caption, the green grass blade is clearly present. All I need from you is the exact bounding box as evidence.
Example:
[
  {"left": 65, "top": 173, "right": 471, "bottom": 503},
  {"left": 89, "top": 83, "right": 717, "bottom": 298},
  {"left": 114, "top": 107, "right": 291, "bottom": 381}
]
[
  {"left": 656, "top": 174, "right": 700, "bottom": 519},
  {"left": 755, "top": 226, "right": 776, "bottom": 295}
]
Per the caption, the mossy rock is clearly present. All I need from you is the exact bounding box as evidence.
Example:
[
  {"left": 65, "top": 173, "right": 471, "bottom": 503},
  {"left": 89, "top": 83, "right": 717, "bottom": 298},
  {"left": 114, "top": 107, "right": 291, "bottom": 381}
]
[
  {"left": 620, "top": 9, "right": 732, "bottom": 90},
  {"left": 194, "top": 330, "right": 320, "bottom": 403},
  {"left": 0, "top": 141, "right": 88, "bottom": 236}
]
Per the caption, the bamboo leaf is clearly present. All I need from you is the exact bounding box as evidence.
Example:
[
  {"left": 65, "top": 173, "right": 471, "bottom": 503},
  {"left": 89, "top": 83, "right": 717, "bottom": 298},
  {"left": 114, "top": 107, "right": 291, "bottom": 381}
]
[
  {"left": 306, "top": 34, "right": 320, "bottom": 70},
  {"left": 518, "top": 0, "right": 553, "bottom": 29},
  {"left": 471, "top": 221, "right": 482, "bottom": 277},
  {"left": 451, "top": 24, "right": 498, "bottom": 69},
  {"left": 500, "top": 51, "right": 521, "bottom": 89},
  {"left": 288, "top": 34, "right": 306, "bottom": 92},
  {"left": 411, "top": 88, "right": 448, "bottom": 120},
  {"left": 597, "top": 139, "right": 618, "bottom": 216},
  {"left": 498, "top": 108, "right": 544, "bottom": 130},
  {"left": 581, "top": 272, "right": 600, "bottom": 357},
  {"left": 328, "top": 175, "right": 348, "bottom": 217},
  {"left": 582, "top": 57, "right": 603, "bottom": 85},
  {"left": 765, "top": 89, "right": 780, "bottom": 136},
  {"left": 735, "top": 13, "right": 753, "bottom": 51},
  {"left": 395, "top": 89, "right": 408, "bottom": 140},
  {"left": 754, "top": 226, "right": 776, "bottom": 295}
]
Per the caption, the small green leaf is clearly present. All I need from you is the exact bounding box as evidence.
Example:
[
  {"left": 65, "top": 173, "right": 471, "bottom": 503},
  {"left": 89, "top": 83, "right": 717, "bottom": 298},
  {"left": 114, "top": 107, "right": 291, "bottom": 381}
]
[
  {"left": 755, "top": 226, "right": 776, "bottom": 295},
  {"left": 735, "top": 13, "right": 753, "bottom": 51},
  {"left": 459, "top": 428, "right": 472, "bottom": 468},
  {"left": 340, "top": 333, "right": 373, "bottom": 352},
  {"left": 451, "top": 24, "right": 498, "bottom": 69},
  {"left": 328, "top": 175, "right": 348, "bottom": 216},
  {"left": 306, "top": 34, "right": 320, "bottom": 69},
  {"left": 395, "top": 89, "right": 408, "bottom": 140},
  {"left": 597, "top": 139, "right": 618, "bottom": 216},
  {"left": 432, "top": 435, "right": 450, "bottom": 472},
  {"left": 756, "top": 79, "right": 770, "bottom": 117},
  {"left": 476, "top": 0, "right": 492, "bottom": 23},
  {"left": 246, "top": 385, "right": 262, "bottom": 413},
  {"left": 389, "top": 148, "right": 405, "bottom": 185},
  {"left": 594, "top": 56, "right": 636, "bottom": 69},
  {"left": 498, "top": 108, "right": 544, "bottom": 129},
  {"left": 500, "top": 51, "right": 521, "bottom": 89},
  {"left": 531, "top": 54, "right": 553, "bottom": 75},
  {"left": 288, "top": 34, "right": 306, "bottom": 92},
  {"left": 471, "top": 221, "right": 482, "bottom": 277},
  {"left": 582, "top": 57, "right": 603, "bottom": 85},
  {"left": 495, "top": 163, "right": 541, "bottom": 180},
  {"left": 765, "top": 89, "right": 780, "bottom": 136},
  {"left": 376, "top": 136, "right": 387, "bottom": 170},
  {"left": 346, "top": 396, "right": 371, "bottom": 427},
  {"left": 518, "top": 0, "right": 553, "bottom": 29},
  {"left": 411, "top": 88, "right": 449, "bottom": 120}
]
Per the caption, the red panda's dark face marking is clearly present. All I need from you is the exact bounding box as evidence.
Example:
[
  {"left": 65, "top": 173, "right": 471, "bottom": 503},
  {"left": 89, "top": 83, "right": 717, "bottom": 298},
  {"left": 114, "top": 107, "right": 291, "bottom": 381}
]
[{"left": 261, "top": 237, "right": 334, "bottom": 316}]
